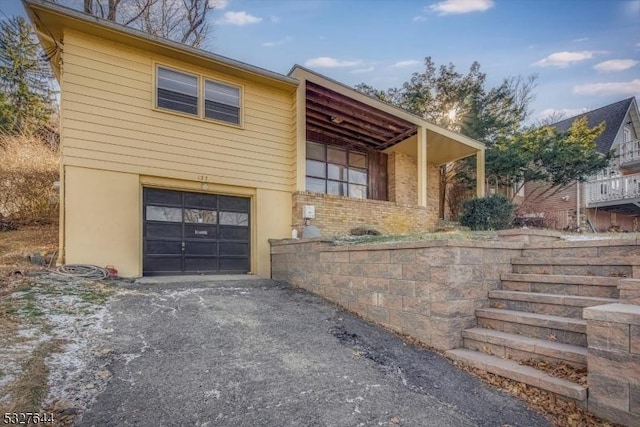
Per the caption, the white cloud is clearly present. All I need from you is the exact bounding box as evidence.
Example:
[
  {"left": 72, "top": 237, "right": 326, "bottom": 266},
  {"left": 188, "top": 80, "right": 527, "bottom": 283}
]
[
  {"left": 210, "top": 0, "right": 227, "bottom": 9},
  {"left": 573, "top": 79, "right": 640, "bottom": 96},
  {"left": 594, "top": 59, "right": 639, "bottom": 72},
  {"left": 533, "top": 51, "right": 599, "bottom": 68},
  {"left": 304, "top": 57, "right": 362, "bottom": 68},
  {"left": 351, "top": 67, "right": 375, "bottom": 74},
  {"left": 393, "top": 59, "right": 421, "bottom": 68},
  {"left": 262, "top": 36, "right": 293, "bottom": 48},
  {"left": 429, "top": 0, "right": 494, "bottom": 15},
  {"left": 537, "top": 107, "right": 587, "bottom": 121},
  {"left": 270, "top": 15, "right": 281, "bottom": 23},
  {"left": 413, "top": 15, "right": 427, "bottom": 22},
  {"left": 218, "top": 11, "right": 262, "bottom": 26},
  {"left": 572, "top": 37, "right": 588, "bottom": 43}
]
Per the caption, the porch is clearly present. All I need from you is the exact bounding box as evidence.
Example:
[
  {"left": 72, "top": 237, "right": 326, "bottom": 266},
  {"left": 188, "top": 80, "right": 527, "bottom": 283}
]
[{"left": 585, "top": 172, "right": 640, "bottom": 214}]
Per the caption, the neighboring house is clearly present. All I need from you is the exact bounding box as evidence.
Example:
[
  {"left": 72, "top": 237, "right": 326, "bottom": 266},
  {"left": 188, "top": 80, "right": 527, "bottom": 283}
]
[
  {"left": 24, "top": 0, "right": 484, "bottom": 277},
  {"left": 522, "top": 97, "right": 640, "bottom": 231}
]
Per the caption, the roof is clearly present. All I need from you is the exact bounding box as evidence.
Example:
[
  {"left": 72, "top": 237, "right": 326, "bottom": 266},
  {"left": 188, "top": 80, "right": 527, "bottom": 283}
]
[
  {"left": 22, "top": 0, "right": 298, "bottom": 90},
  {"left": 551, "top": 97, "right": 635, "bottom": 154}
]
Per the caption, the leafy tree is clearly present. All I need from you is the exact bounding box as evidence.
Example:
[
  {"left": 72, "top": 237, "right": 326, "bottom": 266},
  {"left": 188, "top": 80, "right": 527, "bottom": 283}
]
[
  {"left": 50, "top": 0, "right": 217, "bottom": 48},
  {"left": 486, "top": 116, "right": 610, "bottom": 202},
  {"left": 0, "top": 17, "right": 56, "bottom": 135},
  {"left": 356, "top": 57, "right": 537, "bottom": 218}
]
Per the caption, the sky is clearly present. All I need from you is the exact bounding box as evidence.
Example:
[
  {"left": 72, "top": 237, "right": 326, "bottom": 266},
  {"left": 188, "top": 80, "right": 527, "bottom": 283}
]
[{"left": 2, "top": 0, "right": 639, "bottom": 123}]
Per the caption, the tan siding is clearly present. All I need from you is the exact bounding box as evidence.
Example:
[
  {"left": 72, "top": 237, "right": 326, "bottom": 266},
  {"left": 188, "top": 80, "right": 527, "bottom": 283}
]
[{"left": 61, "top": 30, "right": 296, "bottom": 192}]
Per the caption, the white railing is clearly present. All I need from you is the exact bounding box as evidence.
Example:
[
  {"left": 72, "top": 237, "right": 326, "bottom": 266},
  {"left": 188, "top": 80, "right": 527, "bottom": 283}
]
[
  {"left": 586, "top": 172, "right": 640, "bottom": 205},
  {"left": 619, "top": 139, "right": 640, "bottom": 168}
]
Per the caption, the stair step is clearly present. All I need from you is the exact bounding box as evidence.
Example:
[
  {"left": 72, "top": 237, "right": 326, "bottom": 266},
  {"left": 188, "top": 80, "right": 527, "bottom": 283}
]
[
  {"left": 489, "top": 290, "right": 617, "bottom": 318},
  {"left": 510, "top": 257, "right": 634, "bottom": 277},
  {"left": 462, "top": 327, "right": 587, "bottom": 367},
  {"left": 446, "top": 348, "right": 587, "bottom": 402},
  {"left": 501, "top": 273, "right": 620, "bottom": 298},
  {"left": 476, "top": 308, "right": 586, "bottom": 346}
]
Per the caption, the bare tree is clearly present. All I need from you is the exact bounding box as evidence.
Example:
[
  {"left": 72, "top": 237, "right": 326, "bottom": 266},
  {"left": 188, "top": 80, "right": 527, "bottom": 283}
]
[{"left": 49, "top": 0, "right": 216, "bottom": 48}]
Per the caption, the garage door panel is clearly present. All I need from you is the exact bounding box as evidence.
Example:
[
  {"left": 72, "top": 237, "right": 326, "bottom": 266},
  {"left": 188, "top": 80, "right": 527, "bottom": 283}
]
[
  {"left": 219, "top": 226, "right": 249, "bottom": 240},
  {"left": 184, "top": 192, "right": 217, "bottom": 208},
  {"left": 145, "top": 240, "right": 182, "bottom": 255},
  {"left": 219, "top": 257, "right": 249, "bottom": 272},
  {"left": 143, "top": 188, "right": 250, "bottom": 276},
  {"left": 184, "top": 224, "right": 217, "bottom": 239},
  {"left": 145, "top": 188, "right": 182, "bottom": 205},
  {"left": 144, "top": 256, "right": 182, "bottom": 273},
  {"left": 219, "top": 242, "right": 248, "bottom": 256},
  {"left": 184, "top": 241, "right": 216, "bottom": 255},
  {"left": 184, "top": 257, "right": 218, "bottom": 272},
  {"left": 145, "top": 222, "right": 182, "bottom": 239},
  {"left": 219, "top": 195, "right": 250, "bottom": 212}
]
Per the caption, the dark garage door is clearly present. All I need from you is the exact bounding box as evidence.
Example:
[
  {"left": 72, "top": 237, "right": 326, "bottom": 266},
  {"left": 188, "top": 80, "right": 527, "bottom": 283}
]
[{"left": 143, "top": 188, "right": 250, "bottom": 275}]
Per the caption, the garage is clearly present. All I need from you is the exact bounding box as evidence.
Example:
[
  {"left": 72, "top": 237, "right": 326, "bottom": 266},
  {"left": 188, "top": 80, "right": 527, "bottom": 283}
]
[{"left": 143, "top": 188, "right": 250, "bottom": 275}]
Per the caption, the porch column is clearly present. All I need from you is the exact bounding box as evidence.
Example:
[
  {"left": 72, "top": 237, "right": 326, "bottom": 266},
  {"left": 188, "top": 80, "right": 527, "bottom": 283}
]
[
  {"left": 476, "top": 148, "right": 486, "bottom": 197},
  {"left": 417, "top": 126, "right": 427, "bottom": 207},
  {"left": 295, "top": 80, "right": 306, "bottom": 191}
]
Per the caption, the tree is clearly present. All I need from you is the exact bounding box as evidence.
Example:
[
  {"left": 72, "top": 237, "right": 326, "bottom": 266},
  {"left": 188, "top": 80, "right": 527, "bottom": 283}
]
[
  {"left": 486, "top": 116, "right": 610, "bottom": 202},
  {"left": 356, "top": 57, "right": 537, "bottom": 219},
  {"left": 51, "top": 0, "right": 217, "bottom": 48},
  {"left": 0, "top": 17, "right": 56, "bottom": 135}
]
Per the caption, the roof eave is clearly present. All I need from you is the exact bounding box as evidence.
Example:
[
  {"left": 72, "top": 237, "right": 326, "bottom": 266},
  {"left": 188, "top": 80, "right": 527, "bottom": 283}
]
[{"left": 22, "top": 0, "right": 299, "bottom": 91}]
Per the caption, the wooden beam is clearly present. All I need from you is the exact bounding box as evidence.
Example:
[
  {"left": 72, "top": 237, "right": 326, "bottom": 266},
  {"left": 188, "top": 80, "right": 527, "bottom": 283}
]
[
  {"left": 376, "top": 126, "right": 418, "bottom": 150},
  {"left": 306, "top": 128, "right": 374, "bottom": 153},
  {"left": 306, "top": 118, "right": 383, "bottom": 147},
  {"left": 306, "top": 82, "right": 414, "bottom": 129},
  {"left": 306, "top": 109, "right": 391, "bottom": 142},
  {"left": 306, "top": 99, "right": 401, "bottom": 138}
]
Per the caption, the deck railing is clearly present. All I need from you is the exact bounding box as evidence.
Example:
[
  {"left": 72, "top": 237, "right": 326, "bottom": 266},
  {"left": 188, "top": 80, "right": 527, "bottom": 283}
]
[
  {"left": 586, "top": 172, "right": 640, "bottom": 205},
  {"left": 619, "top": 139, "right": 640, "bottom": 168}
]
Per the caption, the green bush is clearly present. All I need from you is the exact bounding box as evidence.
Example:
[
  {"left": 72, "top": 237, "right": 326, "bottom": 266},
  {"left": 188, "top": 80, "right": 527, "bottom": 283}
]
[{"left": 460, "top": 194, "right": 515, "bottom": 231}]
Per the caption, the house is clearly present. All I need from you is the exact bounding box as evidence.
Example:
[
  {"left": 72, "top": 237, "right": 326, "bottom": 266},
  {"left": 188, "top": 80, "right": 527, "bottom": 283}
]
[
  {"left": 24, "top": 0, "right": 485, "bottom": 277},
  {"left": 522, "top": 97, "right": 640, "bottom": 232}
]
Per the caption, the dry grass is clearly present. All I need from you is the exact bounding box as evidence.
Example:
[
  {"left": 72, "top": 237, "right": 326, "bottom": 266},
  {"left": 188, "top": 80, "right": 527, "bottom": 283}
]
[
  {"left": 0, "top": 223, "right": 58, "bottom": 284},
  {"left": 0, "top": 340, "right": 64, "bottom": 414},
  {"left": 0, "top": 134, "right": 59, "bottom": 222}
]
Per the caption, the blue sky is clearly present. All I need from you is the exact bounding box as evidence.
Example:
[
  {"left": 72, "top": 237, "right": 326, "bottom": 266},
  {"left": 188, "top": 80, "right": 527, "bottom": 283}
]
[{"left": 3, "top": 0, "right": 639, "bottom": 123}]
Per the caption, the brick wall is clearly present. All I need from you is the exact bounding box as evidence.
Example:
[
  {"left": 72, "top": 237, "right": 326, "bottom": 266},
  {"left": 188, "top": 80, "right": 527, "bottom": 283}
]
[
  {"left": 271, "top": 238, "right": 523, "bottom": 350},
  {"left": 292, "top": 153, "right": 440, "bottom": 236},
  {"left": 584, "top": 304, "right": 640, "bottom": 426}
]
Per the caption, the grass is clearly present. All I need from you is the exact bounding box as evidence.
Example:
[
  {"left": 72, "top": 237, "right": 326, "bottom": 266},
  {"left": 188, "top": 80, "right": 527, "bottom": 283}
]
[
  {"left": 333, "top": 230, "right": 499, "bottom": 245},
  {"left": 0, "top": 340, "right": 64, "bottom": 414},
  {"left": 0, "top": 223, "right": 58, "bottom": 282}
]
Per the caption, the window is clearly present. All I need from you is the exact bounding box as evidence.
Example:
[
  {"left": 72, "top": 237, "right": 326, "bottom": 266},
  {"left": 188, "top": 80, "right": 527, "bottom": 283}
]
[
  {"left": 205, "top": 80, "right": 241, "bottom": 125},
  {"left": 155, "top": 65, "right": 242, "bottom": 126},
  {"left": 305, "top": 141, "right": 368, "bottom": 199},
  {"left": 156, "top": 66, "right": 198, "bottom": 115}
]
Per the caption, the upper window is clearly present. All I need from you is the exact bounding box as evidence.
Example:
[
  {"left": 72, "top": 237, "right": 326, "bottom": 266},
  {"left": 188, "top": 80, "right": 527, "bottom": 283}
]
[
  {"left": 205, "top": 80, "right": 240, "bottom": 125},
  {"left": 155, "top": 65, "right": 242, "bottom": 126},
  {"left": 305, "top": 141, "right": 368, "bottom": 199},
  {"left": 156, "top": 66, "right": 198, "bottom": 115}
]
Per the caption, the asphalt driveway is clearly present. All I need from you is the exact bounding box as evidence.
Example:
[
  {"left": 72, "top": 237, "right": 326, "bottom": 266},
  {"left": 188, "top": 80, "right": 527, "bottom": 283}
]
[{"left": 79, "top": 278, "right": 550, "bottom": 427}]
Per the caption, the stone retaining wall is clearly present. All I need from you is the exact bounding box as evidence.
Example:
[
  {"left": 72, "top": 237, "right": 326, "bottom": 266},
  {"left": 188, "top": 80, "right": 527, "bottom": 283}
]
[
  {"left": 271, "top": 238, "right": 523, "bottom": 350},
  {"left": 584, "top": 304, "right": 640, "bottom": 426}
]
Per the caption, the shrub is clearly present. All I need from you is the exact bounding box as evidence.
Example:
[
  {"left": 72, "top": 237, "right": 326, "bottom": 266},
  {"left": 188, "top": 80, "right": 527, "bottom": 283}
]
[
  {"left": 0, "top": 134, "right": 59, "bottom": 222},
  {"left": 350, "top": 226, "right": 381, "bottom": 236},
  {"left": 460, "top": 194, "right": 515, "bottom": 231}
]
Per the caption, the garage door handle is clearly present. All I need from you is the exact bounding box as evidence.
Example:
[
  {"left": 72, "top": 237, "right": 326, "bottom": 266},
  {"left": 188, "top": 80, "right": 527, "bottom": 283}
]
[{"left": 181, "top": 242, "right": 185, "bottom": 252}]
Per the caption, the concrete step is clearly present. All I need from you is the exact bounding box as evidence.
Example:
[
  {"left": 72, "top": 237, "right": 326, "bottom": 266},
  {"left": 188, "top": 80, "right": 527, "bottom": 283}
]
[
  {"left": 521, "top": 239, "right": 640, "bottom": 259},
  {"left": 462, "top": 327, "right": 587, "bottom": 368},
  {"left": 446, "top": 348, "right": 587, "bottom": 402},
  {"left": 475, "top": 308, "right": 587, "bottom": 346},
  {"left": 489, "top": 290, "right": 617, "bottom": 319},
  {"left": 501, "top": 273, "right": 620, "bottom": 298},
  {"left": 510, "top": 257, "right": 635, "bottom": 278}
]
